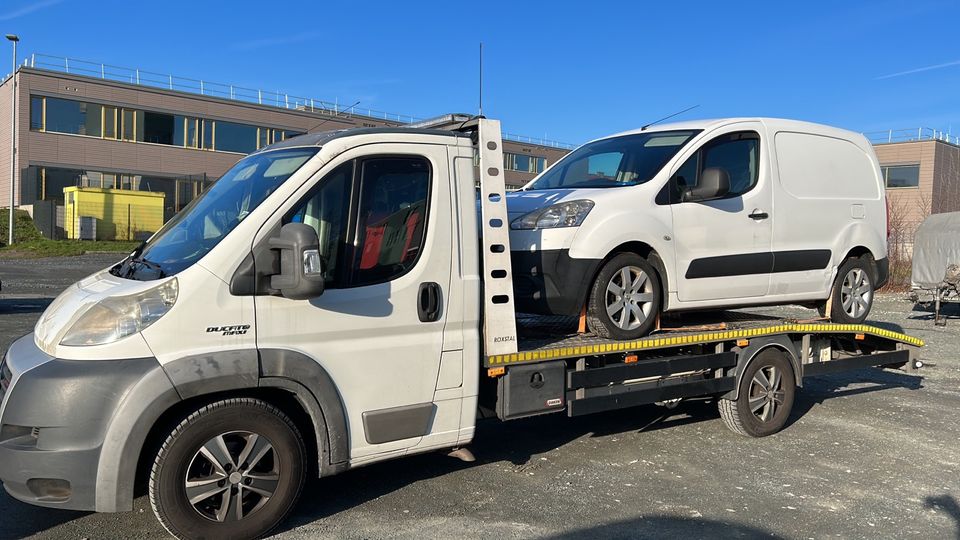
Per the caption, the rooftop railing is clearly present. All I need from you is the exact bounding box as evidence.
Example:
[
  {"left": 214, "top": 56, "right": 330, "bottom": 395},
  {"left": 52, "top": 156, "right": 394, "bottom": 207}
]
[
  {"left": 864, "top": 127, "right": 960, "bottom": 146},
  {"left": 25, "top": 53, "right": 577, "bottom": 150}
]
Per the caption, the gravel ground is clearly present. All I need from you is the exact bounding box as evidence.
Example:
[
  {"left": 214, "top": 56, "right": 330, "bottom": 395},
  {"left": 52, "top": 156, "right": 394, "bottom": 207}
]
[{"left": 0, "top": 255, "right": 958, "bottom": 539}]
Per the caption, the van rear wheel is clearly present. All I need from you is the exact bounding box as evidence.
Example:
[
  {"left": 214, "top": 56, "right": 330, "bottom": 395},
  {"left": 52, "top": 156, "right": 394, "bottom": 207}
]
[
  {"left": 821, "top": 256, "right": 875, "bottom": 324},
  {"left": 586, "top": 253, "right": 662, "bottom": 340},
  {"left": 149, "top": 398, "right": 306, "bottom": 540}
]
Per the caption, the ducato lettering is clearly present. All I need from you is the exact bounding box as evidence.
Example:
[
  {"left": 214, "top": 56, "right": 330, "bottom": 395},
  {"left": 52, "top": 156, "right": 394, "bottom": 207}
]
[{"left": 206, "top": 324, "right": 251, "bottom": 336}]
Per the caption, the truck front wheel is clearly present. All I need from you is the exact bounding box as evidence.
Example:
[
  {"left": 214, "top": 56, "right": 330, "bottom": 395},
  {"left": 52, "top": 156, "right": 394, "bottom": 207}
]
[
  {"left": 149, "top": 398, "right": 307, "bottom": 540},
  {"left": 718, "top": 349, "right": 796, "bottom": 437}
]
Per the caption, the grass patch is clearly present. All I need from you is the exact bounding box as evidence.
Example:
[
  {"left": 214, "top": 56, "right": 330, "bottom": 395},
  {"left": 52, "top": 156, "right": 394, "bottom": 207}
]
[{"left": 0, "top": 209, "right": 138, "bottom": 258}]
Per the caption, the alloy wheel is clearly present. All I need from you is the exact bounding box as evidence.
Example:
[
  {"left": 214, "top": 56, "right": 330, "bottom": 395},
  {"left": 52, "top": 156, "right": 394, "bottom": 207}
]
[
  {"left": 185, "top": 431, "right": 279, "bottom": 523},
  {"left": 748, "top": 365, "right": 786, "bottom": 422},
  {"left": 604, "top": 265, "right": 655, "bottom": 331},
  {"left": 841, "top": 268, "right": 872, "bottom": 319}
]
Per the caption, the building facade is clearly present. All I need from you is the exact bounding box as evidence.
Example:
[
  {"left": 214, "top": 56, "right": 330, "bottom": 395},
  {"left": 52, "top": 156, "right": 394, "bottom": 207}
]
[
  {"left": 870, "top": 132, "right": 960, "bottom": 253},
  {"left": 0, "top": 58, "right": 570, "bottom": 233}
]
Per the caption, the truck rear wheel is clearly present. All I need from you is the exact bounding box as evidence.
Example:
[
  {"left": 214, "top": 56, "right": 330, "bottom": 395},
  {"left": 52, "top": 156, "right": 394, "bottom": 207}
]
[
  {"left": 718, "top": 349, "right": 796, "bottom": 437},
  {"left": 586, "top": 253, "right": 662, "bottom": 340},
  {"left": 149, "top": 398, "right": 306, "bottom": 540}
]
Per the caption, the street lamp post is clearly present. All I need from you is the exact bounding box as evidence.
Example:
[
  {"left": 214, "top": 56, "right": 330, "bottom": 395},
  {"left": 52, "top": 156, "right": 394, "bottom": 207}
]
[{"left": 5, "top": 34, "right": 18, "bottom": 246}]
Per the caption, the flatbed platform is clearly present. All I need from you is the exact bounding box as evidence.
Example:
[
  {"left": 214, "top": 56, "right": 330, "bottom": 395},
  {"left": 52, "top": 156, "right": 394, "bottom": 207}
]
[{"left": 485, "top": 310, "right": 924, "bottom": 366}]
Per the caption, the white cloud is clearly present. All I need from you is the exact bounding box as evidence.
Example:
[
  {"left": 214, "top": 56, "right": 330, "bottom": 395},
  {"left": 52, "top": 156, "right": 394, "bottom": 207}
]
[
  {"left": 0, "top": 0, "right": 63, "bottom": 22},
  {"left": 876, "top": 60, "right": 960, "bottom": 80}
]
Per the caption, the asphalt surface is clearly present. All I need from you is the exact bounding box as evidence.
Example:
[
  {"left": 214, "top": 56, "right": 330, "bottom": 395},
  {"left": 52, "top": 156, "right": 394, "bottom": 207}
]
[{"left": 0, "top": 254, "right": 958, "bottom": 539}]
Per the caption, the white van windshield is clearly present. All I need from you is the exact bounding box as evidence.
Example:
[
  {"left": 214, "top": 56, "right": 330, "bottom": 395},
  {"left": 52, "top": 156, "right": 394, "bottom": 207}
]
[
  {"left": 112, "top": 147, "right": 319, "bottom": 280},
  {"left": 526, "top": 130, "right": 699, "bottom": 190}
]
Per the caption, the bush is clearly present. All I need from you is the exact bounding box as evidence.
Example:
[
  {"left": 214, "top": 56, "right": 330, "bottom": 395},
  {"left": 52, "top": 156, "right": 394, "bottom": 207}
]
[
  {"left": 0, "top": 209, "right": 44, "bottom": 246},
  {"left": 0, "top": 208, "right": 138, "bottom": 257}
]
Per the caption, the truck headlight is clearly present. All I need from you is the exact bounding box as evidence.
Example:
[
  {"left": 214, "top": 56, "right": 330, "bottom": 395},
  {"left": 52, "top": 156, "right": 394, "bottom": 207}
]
[
  {"left": 60, "top": 278, "right": 178, "bottom": 346},
  {"left": 510, "top": 200, "right": 595, "bottom": 230}
]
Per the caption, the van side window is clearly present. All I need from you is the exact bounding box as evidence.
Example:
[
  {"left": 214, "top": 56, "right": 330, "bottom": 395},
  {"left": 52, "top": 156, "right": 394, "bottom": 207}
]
[
  {"left": 351, "top": 157, "right": 431, "bottom": 286},
  {"left": 286, "top": 162, "right": 353, "bottom": 286},
  {"left": 668, "top": 131, "right": 760, "bottom": 203}
]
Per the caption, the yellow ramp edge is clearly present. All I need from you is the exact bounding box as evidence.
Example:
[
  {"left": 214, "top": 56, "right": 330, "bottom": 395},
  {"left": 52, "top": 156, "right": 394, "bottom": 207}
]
[{"left": 486, "top": 323, "right": 924, "bottom": 365}]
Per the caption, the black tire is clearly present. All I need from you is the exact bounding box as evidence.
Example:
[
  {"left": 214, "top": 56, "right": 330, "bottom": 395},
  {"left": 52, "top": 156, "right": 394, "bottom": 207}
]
[
  {"left": 824, "top": 256, "right": 875, "bottom": 324},
  {"left": 718, "top": 349, "right": 796, "bottom": 437},
  {"left": 149, "top": 398, "right": 307, "bottom": 540},
  {"left": 586, "top": 253, "right": 662, "bottom": 340}
]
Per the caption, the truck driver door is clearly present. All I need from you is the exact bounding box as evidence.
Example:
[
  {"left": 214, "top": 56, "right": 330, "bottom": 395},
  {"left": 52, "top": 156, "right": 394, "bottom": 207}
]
[{"left": 254, "top": 143, "right": 453, "bottom": 460}]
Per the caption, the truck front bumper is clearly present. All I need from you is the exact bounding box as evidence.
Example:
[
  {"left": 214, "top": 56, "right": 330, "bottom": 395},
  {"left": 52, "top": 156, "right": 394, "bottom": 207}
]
[{"left": 0, "top": 334, "right": 175, "bottom": 512}]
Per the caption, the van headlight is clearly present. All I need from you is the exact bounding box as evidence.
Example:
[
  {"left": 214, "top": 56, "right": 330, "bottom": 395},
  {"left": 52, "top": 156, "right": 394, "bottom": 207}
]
[
  {"left": 60, "top": 278, "right": 178, "bottom": 346},
  {"left": 510, "top": 200, "right": 595, "bottom": 230}
]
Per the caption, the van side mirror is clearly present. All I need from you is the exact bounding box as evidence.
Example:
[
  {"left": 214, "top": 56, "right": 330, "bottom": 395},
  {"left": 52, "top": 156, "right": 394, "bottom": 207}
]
[
  {"left": 269, "top": 223, "right": 325, "bottom": 299},
  {"left": 681, "top": 167, "right": 730, "bottom": 202}
]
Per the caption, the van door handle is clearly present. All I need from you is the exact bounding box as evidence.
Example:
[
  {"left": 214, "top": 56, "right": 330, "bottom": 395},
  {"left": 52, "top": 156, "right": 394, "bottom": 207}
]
[
  {"left": 418, "top": 282, "right": 442, "bottom": 322},
  {"left": 748, "top": 210, "right": 769, "bottom": 220}
]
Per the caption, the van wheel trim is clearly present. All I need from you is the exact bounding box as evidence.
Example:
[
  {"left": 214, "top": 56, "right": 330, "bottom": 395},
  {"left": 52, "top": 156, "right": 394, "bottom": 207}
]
[
  {"left": 605, "top": 265, "right": 655, "bottom": 330},
  {"left": 840, "top": 268, "right": 872, "bottom": 319},
  {"left": 186, "top": 431, "right": 279, "bottom": 523}
]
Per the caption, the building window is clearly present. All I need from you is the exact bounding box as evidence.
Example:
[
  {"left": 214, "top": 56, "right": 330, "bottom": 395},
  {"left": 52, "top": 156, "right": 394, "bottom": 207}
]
[
  {"left": 142, "top": 111, "right": 176, "bottom": 145},
  {"left": 30, "top": 96, "right": 43, "bottom": 130},
  {"left": 215, "top": 121, "right": 258, "bottom": 153},
  {"left": 103, "top": 105, "right": 118, "bottom": 139},
  {"left": 202, "top": 119, "right": 215, "bottom": 150},
  {"left": 41, "top": 97, "right": 102, "bottom": 136},
  {"left": 28, "top": 94, "right": 302, "bottom": 155},
  {"left": 504, "top": 152, "right": 547, "bottom": 174},
  {"left": 882, "top": 164, "right": 920, "bottom": 188}
]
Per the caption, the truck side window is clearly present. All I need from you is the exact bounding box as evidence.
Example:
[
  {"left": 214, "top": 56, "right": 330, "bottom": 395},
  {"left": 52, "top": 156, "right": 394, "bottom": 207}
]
[
  {"left": 286, "top": 162, "right": 353, "bottom": 286},
  {"left": 668, "top": 131, "right": 759, "bottom": 203},
  {"left": 351, "top": 156, "right": 431, "bottom": 286}
]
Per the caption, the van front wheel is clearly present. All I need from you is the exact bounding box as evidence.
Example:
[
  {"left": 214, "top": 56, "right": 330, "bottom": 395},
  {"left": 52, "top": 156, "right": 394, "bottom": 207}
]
[
  {"left": 586, "top": 253, "right": 662, "bottom": 340},
  {"left": 149, "top": 398, "right": 306, "bottom": 540}
]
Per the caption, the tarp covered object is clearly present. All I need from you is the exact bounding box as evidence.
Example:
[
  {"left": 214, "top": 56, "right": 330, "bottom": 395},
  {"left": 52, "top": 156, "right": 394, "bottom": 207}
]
[{"left": 912, "top": 211, "right": 960, "bottom": 288}]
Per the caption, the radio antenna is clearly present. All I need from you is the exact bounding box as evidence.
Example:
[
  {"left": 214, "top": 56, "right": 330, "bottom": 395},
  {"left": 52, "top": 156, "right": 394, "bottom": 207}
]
[
  {"left": 307, "top": 100, "right": 361, "bottom": 132},
  {"left": 641, "top": 104, "right": 699, "bottom": 131},
  {"left": 478, "top": 42, "right": 483, "bottom": 117}
]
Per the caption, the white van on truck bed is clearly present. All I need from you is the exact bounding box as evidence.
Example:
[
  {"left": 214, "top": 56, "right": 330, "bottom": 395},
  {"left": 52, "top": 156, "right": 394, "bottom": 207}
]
[
  {"left": 0, "top": 116, "right": 920, "bottom": 540},
  {"left": 508, "top": 118, "right": 889, "bottom": 339}
]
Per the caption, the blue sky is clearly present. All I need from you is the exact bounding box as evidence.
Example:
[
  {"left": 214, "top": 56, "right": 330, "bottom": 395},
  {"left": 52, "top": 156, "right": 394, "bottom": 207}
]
[{"left": 2, "top": 0, "right": 958, "bottom": 144}]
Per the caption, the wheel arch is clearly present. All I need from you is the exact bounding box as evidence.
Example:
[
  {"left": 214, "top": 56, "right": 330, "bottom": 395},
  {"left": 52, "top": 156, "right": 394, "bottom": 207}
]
[
  {"left": 102, "top": 350, "right": 350, "bottom": 513},
  {"left": 841, "top": 245, "right": 881, "bottom": 282},
  {"left": 598, "top": 241, "right": 671, "bottom": 311},
  {"left": 725, "top": 336, "right": 802, "bottom": 401}
]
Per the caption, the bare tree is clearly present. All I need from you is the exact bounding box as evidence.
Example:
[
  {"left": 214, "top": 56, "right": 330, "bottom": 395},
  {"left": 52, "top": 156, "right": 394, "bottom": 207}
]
[{"left": 886, "top": 195, "right": 913, "bottom": 288}]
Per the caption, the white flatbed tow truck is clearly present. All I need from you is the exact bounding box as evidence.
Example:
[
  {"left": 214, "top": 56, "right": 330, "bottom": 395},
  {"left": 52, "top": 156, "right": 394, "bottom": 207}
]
[{"left": 0, "top": 116, "right": 923, "bottom": 539}]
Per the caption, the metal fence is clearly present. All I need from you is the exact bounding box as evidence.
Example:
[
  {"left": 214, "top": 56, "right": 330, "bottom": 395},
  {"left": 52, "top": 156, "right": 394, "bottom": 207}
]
[
  {"left": 864, "top": 127, "right": 960, "bottom": 146},
  {"left": 62, "top": 201, "right": 164, "bottom": 242},
  {"left": 29, "top": 53, "right": 422, "bottom": 123},
  {"left": 26, "top": 53, "right": 578, "bottom": 150}
]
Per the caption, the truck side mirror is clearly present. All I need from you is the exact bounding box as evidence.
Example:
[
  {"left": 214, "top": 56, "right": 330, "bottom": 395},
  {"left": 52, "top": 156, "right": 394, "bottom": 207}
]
[
  {"left": 269, "top": 223, "right": 325, "bottom": 300},
  {"left": 681, "top": 167, "right": 730, "bottom": 202}
]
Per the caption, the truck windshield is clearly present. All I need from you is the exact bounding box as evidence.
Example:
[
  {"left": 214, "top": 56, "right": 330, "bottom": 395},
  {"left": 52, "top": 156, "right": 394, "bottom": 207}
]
[
  {"left": 112, "top": 147, "right": 319, "bottom": 280},
  {"left": 525, "top": 130, "right": 699, "bottom": 190}
]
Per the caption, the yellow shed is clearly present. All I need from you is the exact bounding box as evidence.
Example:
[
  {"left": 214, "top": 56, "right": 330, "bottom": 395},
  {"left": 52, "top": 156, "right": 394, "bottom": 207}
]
[{"left": 63, "top": 187, "right": 165, "bottom": 241}]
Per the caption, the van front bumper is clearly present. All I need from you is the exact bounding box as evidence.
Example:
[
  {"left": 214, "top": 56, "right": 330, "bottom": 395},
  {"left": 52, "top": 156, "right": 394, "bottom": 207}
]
[
  {"left": 511, "top": 249, "right": 602, "bottom": 316},
  {"left": 0, "top": 334, "right": 173, "bottom": 512}
]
